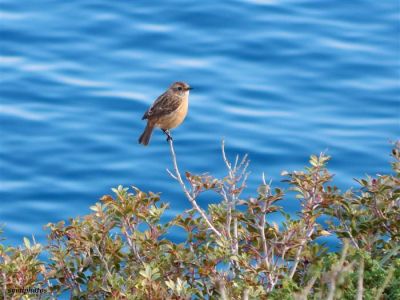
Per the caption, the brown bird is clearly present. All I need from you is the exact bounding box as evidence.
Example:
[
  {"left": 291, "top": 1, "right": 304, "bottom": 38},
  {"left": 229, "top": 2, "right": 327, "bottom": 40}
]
[{"left": 139, "top": 81, "right": 192, "bottom": 146}]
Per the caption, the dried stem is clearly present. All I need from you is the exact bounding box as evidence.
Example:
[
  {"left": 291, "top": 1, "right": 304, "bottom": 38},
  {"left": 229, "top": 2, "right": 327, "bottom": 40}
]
[{"left": 167, "top": 138, "right": 222, "bottom": 237}]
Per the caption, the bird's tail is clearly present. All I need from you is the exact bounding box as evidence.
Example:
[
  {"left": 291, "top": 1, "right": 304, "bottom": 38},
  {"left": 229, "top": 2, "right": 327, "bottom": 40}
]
[{"left": 138, "top": 123, "right": 154, "bottom": 146}]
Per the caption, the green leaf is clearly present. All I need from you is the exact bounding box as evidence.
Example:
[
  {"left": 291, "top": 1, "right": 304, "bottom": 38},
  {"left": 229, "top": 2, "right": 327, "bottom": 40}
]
[{"left": 23, "top": 237, "right": 31, "bottom": 249}]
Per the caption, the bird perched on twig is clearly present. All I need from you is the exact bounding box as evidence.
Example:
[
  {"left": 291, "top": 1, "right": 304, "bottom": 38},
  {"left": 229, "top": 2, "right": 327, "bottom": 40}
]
[{"left": 139, "top": 82, "right": 192, "bottom": 146}]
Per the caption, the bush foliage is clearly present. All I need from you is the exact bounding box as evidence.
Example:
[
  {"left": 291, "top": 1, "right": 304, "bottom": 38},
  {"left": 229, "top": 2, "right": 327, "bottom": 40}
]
[{"left": 1, "top": 141, "right": 399, "bottom": 299}]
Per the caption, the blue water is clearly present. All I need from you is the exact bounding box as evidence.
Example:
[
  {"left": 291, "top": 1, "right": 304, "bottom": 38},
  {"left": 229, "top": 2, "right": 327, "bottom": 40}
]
[{"left": 0, "top": 0, "right": 399, "bottom": 246}]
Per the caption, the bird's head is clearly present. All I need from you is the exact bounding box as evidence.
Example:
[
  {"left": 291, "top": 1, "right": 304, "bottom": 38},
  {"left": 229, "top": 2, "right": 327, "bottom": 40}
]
[{"left": 169, "top": 82, "right": 192, "bottom": 96}]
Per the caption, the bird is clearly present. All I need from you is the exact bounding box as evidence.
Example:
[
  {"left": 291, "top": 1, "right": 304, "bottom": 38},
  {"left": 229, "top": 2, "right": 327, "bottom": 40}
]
[{"left": 139, "top": 81, "right": 192, "bottom": 146}]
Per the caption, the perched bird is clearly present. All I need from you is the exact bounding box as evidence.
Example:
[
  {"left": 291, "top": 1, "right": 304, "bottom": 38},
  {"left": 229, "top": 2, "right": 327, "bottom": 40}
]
[{"left": 139, "top": 82, "right": 192, "bottom": 146}]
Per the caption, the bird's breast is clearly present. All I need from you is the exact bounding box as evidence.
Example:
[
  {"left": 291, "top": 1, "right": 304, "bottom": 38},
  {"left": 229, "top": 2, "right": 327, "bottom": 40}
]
[{"left": 155, "top": 96, "right": 188, "bottom": 130}]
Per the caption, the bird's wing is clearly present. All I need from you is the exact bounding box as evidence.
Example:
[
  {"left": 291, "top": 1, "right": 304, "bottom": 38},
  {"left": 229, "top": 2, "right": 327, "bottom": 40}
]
[{"left": 142, "top": 92, "right": 181, "bottom": 120}]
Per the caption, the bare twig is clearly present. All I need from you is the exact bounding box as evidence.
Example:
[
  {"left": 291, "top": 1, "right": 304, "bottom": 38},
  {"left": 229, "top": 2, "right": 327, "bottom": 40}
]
[
  {"left": 166, "top": 168, "right": 178, "bottom": 180},
  {"left": 167, "top": 138, "right": 222, "bottom": 237},
  {"left": 221, "top": 140, "right": 249, "bottom": 255},
  {"left": 221, "top": 140, "right": 232, "bottom": 172},
  {"left": 260, "top": 173, "right": 281, "bottom": 292}
]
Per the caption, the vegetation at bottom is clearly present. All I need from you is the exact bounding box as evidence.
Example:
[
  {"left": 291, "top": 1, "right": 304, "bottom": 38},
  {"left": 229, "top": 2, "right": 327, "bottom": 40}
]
[{"left": 1, "top": 141, "right": 399, "bottom": 300}]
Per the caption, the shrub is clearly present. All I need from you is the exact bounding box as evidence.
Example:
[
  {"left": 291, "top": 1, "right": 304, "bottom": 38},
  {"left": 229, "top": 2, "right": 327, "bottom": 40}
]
[{"left": 1, "top": 141, "right": 399, "bottom": 299}]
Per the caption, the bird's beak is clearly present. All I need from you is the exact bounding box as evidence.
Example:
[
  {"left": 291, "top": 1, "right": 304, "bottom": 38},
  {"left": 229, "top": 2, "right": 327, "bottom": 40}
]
[{"left": 186, "top": 87, "right": 193, "bottom": 91}]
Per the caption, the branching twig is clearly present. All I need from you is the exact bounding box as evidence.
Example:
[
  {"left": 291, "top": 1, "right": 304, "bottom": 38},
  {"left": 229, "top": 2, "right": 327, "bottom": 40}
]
[
  {"left": 166, "top": 168, "right": 177, "bottom": 180},
  {"left": 289, "top": 225, "right": 315, "bottom": 279},
  {"left": 167, "top": 138, "right": 222, "bottom": 237},
  {"left": 338, "top": 208, "right": 360, "bottom": 250},
  {"left": 221, "top": 140, "right": 249, "bottom": 254},
  {"left": 93, "top": 244, "right": 113, "bottom": 279},
  {"left": 259, "top": 173, "right": 278, "bottom": 291},
  {"left": 122, "top": 218, "right": 144, "bottom": 264},
  {"left": 221, "top": 186, "right": 232, "bottom": 241}
]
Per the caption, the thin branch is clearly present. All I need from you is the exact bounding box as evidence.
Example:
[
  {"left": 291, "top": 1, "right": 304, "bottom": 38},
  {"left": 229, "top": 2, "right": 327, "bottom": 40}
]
[
  {"left": 259, "top": 175, "right": 271, "bottom": 269},
  {"left": 326, "top": 241, "right": 350, "bottom": 300},
  {"left": 167, "top": 138, "right": 222, "bottom": 237},
  {"left": 221, "top": 186, "right": 232, "bottom": 242},
  {"left": 338, "top": 209, "right": 360, "bottom": 250},
  {"left": 289, "top": 225, "right": 315, "bottom": 279},
  {"left": 357, "top": 257, "right": 364, "bottom": 300},
  {"left": 216, "top": 279, "right": 228, "bottom": 300},
  {"left": 123, "top": 218, "right": 144, "bottom": 264},
  {"left": 260, "top": 173, "right": 279, "bottom": 292},
  {"left": 221, "top": 140, "right": 248, "bottom": 255},
  {"left": 242, "top": 288, "right": 249, "bottom": 300},
  {"left": 221, "top": 140, "right": 232, "bottom": 172},
  {"left": 259, "top": 218, "right": 273, "bottom": 288},
  {"left": 238, "top": 154, "right": 249, "bottom": 172},
  {"left": 2, "top": 270, "right": 6, "bottom": 300},
  {"left": 262, "top": 172, "right": 267, "bottom": 186},
  {"left": 234, "top": 154, "right": 239, "bottom": 171},
  {"left": 166, "top": 168, "right": 177, "bottom": 180},
  {"left": 233, "top": 218, "right": 238, "bottom": 254},
  {"left": 93, "top": 244, "right": 113, "bottom": 279}
]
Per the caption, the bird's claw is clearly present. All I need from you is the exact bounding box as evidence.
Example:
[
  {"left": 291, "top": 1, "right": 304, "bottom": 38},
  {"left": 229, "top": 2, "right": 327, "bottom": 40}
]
[{"left": 163, "top": 129, "right": 173, "bottom": 142}]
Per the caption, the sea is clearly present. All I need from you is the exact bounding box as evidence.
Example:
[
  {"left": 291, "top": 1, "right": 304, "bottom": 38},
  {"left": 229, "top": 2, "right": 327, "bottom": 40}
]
[{"left": 0, "top": 0, "right": 399, "bottom": 247}]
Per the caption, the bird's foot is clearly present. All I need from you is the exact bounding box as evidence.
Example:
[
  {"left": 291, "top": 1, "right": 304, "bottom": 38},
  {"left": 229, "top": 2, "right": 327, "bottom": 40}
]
[{"left": 163, "top": 129, "right": 173, "bottom": 142}]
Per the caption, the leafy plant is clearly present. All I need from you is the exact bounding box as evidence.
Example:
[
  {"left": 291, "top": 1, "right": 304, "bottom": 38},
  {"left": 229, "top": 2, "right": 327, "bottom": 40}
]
[{"left": 1, "top": 141, "right": 399, "bottom": 299}]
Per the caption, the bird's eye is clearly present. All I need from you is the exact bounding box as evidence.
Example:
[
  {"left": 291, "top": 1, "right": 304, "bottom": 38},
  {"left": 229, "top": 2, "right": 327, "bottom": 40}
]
[{"left": 177, "top": 86, "right": 183, "bottom": 91}]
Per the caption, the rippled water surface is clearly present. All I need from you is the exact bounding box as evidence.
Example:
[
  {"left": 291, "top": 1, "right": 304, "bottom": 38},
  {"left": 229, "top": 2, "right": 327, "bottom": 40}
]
[{"left": 1, "top": 0, "right": 399, "bottom": 245}]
